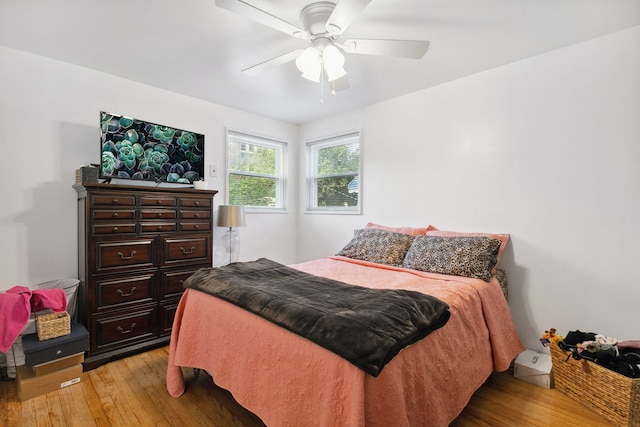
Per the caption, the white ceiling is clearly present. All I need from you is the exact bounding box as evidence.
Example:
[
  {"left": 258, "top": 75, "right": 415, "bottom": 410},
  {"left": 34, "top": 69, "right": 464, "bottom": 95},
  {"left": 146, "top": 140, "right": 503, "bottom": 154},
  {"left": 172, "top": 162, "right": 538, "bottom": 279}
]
[{"left": 1, "top": 0, "right": 639, "bottom": 124}]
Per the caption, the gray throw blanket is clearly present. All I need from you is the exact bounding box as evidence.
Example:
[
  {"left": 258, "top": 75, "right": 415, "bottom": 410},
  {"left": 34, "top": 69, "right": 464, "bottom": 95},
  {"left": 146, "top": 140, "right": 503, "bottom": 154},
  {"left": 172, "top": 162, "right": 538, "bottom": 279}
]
[{"left": 183, "top": 258, "right": 450, "bottom": 376}]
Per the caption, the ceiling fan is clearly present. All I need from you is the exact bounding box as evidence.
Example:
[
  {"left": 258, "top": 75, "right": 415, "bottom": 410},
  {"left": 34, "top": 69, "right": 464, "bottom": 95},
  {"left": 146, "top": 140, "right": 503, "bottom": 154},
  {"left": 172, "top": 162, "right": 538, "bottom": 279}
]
[{"left": 215, "top": 0, "right": 430, "bottom": 90}]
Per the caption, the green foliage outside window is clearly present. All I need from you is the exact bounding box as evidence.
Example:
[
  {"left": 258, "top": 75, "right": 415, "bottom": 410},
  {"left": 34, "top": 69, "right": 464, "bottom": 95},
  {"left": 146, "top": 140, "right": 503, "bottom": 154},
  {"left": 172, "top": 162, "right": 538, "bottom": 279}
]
[
  {"left": 227, "top": 132, "right": 284, "bottom": 208},
  {"left": 309, "top": 134, "right": 360, "bottom": 210},
  {"left": 229, "top": 174, "right": 276, "bottom": 206}
]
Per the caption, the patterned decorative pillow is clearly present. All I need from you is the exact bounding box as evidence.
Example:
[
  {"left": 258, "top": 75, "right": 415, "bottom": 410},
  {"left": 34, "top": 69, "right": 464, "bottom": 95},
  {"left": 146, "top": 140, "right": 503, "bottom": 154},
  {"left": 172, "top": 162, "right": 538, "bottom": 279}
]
[
  {"left": 402, "top": 236, "right": 501, "bottom": 281},
  {"left": 337, "top": 228, "right": 415, "bottom": 266},
  {"left": 425, "top": 228, "right": 509, "bottom": 266},
  {"left": 365, "top": 222, "right": 431, "bottom": 236}
]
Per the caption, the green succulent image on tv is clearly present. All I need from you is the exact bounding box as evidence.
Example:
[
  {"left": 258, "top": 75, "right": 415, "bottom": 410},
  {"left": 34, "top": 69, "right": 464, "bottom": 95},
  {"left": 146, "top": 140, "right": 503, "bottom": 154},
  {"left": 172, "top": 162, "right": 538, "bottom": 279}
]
[{"left": 100, "top": 111, "right": 205, "bottom": 184}]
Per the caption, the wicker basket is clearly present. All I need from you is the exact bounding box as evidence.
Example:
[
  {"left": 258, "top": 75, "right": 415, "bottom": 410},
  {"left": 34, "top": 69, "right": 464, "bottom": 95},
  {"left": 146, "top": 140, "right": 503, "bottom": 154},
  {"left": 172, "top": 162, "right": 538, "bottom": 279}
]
[
  {"left": 36, "top": 311, "right": 71, "bottom": 341},
  {"left": 550, "top": 343, "right": 640, "bottom": 427}
]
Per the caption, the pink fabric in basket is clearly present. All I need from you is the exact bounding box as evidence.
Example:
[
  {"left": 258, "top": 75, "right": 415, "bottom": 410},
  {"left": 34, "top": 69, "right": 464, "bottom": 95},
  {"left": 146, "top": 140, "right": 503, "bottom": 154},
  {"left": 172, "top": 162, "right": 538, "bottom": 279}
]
[
  {"left": 167, "top": 257, "right": 523, "bottom": 427},
  {"left": 0, "top": 286, "right": 67, "bottom": 352}
]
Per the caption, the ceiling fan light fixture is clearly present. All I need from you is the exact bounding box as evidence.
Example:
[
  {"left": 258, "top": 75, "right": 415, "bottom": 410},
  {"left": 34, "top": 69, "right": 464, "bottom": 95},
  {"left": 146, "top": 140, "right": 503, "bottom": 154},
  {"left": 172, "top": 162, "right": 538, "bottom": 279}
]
[
  {"left": 296, "top": 47, "right": 322, "bottom": 82},
  {"left": 322, "top": 44, "right": 346, "bottom": 82}
]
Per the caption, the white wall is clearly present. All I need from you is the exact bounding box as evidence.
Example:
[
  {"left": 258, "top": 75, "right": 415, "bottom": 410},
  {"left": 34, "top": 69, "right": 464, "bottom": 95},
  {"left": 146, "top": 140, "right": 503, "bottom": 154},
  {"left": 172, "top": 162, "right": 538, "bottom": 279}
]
[
  {"left": 298, "top": 26, "right": 640, "bottom": 350},
  {"left": 0, "top": 46, "right": 298, "bottom": 289},
  {"left": 2, "top": 25, "right": 638, "bottom": 353}
]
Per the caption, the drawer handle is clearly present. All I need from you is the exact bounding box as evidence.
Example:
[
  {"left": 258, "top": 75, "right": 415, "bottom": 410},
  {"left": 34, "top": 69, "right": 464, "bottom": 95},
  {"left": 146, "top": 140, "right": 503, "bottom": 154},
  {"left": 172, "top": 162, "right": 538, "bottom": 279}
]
[
  {"left": 117, "top": 250, "right": 137, "bottom": 260},
  {"left": 194, "top": 225, "right": 199, "bottom": 230},
  {"left": 195, "top": 201, "right": 200, "bottom": 206},
  {"left": 194, "top": 213, "right": 200, "bottom": 218},
  {"left": 157, "top": 226, "right": 163, "bottom": 231},
  {"left": 116, "top": 287, "right": 137, "bottom": 297},
  {"left": 157, "top": 200, "right": 162, "bottom": 205},
  {"left": 112, "top": 199, "right": 119, "bottom": 205},
  {"left": 112, "top": 212, "right": 119, "bottom": 218},
  {"left": 116, "top": 323, "right": 137, "bottom": 334},
  {"left": 180, "top": 246, "right": 196, "bottom": 254},
  {"left": 157, "top": 213, "right": 163, "bottom": 218},
  {"left": 112, "top": 227, "right": 119, "bottom": 232}
]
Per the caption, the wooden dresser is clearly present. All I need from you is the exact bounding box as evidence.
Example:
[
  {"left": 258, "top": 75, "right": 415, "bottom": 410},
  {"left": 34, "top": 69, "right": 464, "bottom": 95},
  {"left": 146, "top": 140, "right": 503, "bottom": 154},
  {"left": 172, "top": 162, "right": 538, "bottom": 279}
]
[{"left": 75, "top": 183, "right": 217, "bottom": 370}]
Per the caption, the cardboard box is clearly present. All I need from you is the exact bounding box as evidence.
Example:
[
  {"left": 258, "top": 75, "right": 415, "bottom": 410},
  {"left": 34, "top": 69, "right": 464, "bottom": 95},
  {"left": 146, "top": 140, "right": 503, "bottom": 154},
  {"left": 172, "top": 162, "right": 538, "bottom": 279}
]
[
  {"left": 16, "top": 364, "right": 83, "bottom": 401},
  {"left": 32, "top": 352, "right": 84, "bottom": 376},
  {"left": 514, "top": 349, "right": 553, "bottom": 388}
]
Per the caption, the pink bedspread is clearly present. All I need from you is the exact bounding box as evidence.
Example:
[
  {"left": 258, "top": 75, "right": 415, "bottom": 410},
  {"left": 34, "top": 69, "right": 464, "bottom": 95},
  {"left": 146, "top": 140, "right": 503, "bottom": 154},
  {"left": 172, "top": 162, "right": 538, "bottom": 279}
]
[{"left": 167, "top": 257, "right": 524, "bottom": 427}]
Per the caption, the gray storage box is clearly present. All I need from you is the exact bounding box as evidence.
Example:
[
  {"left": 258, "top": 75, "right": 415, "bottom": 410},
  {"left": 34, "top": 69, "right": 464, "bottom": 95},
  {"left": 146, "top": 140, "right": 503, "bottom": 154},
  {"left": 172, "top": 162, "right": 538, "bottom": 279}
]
[{"left": 22, "top": 323, "right": 88, "bottom": 367}]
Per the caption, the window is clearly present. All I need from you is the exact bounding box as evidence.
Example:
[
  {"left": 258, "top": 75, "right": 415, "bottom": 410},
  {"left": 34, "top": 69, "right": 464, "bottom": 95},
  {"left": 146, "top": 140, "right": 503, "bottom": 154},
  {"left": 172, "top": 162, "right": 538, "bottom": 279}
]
[
  {"left": 307, "top": 132, "right": 360, "bottom": 213},
  {"left": 227, "top": 130, "right": 286, "bottom": 210}
]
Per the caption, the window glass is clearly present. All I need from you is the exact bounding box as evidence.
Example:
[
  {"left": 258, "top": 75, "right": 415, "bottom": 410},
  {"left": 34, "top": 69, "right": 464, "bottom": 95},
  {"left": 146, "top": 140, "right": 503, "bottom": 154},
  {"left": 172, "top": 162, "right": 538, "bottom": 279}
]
[
  {"left": 227, "top": 130, "right": 285, "bottom": 209},
  {"left": 307, "top": 132, "right": 360, "bottom": 212}
]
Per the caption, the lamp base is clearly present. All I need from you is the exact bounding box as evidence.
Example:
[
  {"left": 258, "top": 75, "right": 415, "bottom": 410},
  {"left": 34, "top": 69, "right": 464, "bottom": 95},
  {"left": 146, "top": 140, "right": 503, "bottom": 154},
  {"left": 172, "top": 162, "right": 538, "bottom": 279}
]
[{"left": 222, "top": 227, "right": 240, "bottom": 265}]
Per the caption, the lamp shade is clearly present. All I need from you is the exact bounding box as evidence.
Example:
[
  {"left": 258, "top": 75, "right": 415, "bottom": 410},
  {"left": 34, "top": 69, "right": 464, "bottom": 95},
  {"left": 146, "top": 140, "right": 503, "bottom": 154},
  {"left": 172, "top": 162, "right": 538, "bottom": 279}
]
[{"left": 216, "top": 205, "right": 246, "bottom": 228}]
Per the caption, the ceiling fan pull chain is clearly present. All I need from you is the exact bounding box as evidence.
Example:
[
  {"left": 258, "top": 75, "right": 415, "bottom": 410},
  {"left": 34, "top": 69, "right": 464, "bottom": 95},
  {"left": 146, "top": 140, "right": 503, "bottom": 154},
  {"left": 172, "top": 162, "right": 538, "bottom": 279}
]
[{"left": 320, "top": 67, "right": 325, "bottom": 104}]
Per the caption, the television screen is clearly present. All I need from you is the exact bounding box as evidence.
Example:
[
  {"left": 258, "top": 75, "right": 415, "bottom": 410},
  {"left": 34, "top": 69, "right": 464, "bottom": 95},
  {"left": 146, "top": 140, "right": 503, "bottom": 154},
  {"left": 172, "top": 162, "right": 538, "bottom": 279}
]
[{"left": 100, "top": 111, "right": 204, "bottom": 184}]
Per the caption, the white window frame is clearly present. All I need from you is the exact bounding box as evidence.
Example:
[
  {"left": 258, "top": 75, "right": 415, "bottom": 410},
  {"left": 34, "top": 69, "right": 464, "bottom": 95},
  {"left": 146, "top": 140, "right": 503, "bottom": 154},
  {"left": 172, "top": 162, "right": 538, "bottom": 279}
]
[
  {"left": 306, "top": 131, "right": 361, "bottom": 214},
  {"left": 226, "top": 130, "right": 286, "bottom": 212}
]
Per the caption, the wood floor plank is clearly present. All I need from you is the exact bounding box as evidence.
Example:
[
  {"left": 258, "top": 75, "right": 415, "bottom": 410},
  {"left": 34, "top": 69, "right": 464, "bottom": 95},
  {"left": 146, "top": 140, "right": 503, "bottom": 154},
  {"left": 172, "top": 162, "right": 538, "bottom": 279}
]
[
  {"left": 44, "top": 393, "right": 66, "bottom": 427},
  {"left": 111, "top": 352, "right": 164, "bottom": 426},
  {"left": 57, "top": 384, "right": 96, "bottom": 427},
  {"left": 83, "top": 369, "right": 114, "bottom": 427},
  {"left": 30, "top": 395, "right": 51, "bottom": 427},
  {"left": 123, "top": 349, "right": 195, "bottom": 427},
  {"left": 89, "top": 364, "right": 130, "bottom": 427},
  {"left": 2, "top": 346, "right": 617, "bottom": 426}
]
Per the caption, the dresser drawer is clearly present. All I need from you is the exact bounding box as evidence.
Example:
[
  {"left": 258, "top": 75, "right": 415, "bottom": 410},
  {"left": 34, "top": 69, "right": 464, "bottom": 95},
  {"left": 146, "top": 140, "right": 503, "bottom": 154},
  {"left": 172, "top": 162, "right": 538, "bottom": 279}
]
[
  {"left": 180, "top": 197, "right": 211, "bottom": 208},
  {"left": 159, "top": 299, "right": 180, "bottom": 336},
  {"left": 179, "top": 209, "right": 210, "bottom": 220},
  {"left": 91, "top": 194, "right": 136, "bottom": 207},
  {"left": 95, "top": 273, "right": 155, "bottom": 311},
  {"left": 92, "top": 209, "right": 136, "bottom": 221},
  {"left": 93, "top": 223, "right": 137, "bottom": 235},
  {"left": 140, "top": 222, "right": 177, "bottom": 233},
  {"left": 162, "top": 236, "right": 210, "bottom": 265},
  {"left": 94, "top": 239, "right": 155, "bottom": 272},
  {"left": 92, "top": 307, "right": 156, "bottom": 352},
  {"left": 141, "top": 209, "right": 177, "bottom": 220},
  {"left": 160, "top": 268, "right": 202, "bottom": 298},
  {"left": 179, "top": 222, "right": 210, "bottom": 232},
  {"left": 140, "top": 196, "right": 177, "bottom": 207}
]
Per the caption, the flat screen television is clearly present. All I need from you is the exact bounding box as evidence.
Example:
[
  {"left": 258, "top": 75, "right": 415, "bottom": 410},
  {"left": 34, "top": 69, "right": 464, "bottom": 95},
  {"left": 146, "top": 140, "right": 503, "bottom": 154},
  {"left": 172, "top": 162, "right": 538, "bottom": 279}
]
[{"left": 100, "top": 111, "right": 204, "bottom": 184}]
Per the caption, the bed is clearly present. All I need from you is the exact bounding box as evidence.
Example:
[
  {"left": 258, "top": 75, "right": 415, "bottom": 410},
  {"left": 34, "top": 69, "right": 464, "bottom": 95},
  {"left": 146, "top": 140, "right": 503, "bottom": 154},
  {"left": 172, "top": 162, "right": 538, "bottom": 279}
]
[{"left": 166, "top": 225, "right": 524, "bottom": 427}]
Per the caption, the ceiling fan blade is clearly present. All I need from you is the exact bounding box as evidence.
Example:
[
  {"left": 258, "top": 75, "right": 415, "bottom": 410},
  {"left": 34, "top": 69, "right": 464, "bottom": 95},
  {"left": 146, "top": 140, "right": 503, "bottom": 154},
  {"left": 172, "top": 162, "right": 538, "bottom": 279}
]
[
  {"left": 341, "top": 39, "right": 430, "bottom": 59},
  {"left": 325, "top": 0, "right": 372, "bottom": 35},
  {"left": 215, "top": 0, "right": 308, "bottom": 38},
  {"left": 241, "top": 49, "right": 304, "bottom": 75}
]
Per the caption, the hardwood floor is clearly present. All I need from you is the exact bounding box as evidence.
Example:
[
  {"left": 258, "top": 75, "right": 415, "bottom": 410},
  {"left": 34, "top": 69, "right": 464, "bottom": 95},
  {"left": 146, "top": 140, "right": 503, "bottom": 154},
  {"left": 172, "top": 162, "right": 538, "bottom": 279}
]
[{"left": 1, "top": 346, "right": 613, "bottom": 426}]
